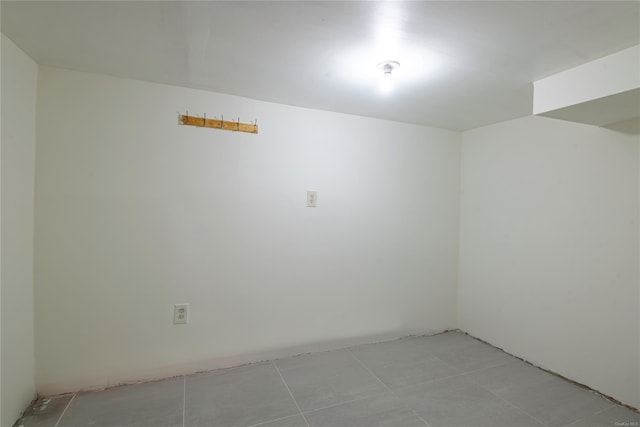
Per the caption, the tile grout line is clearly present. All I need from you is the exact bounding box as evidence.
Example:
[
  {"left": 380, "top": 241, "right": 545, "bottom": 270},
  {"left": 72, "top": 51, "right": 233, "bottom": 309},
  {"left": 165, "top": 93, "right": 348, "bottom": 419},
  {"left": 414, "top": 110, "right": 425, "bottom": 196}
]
[
  {"left": 182, "top": 375, "right": 186, "bottom": 427},
  {"left": 465, "top": 376, "right": 552, "bottom": 427},
  {"left": 561, "top": 404, "right": 616, "bottom": 427},
  {"left": 246, "top": 414, "right": 302, "bottom": 427},
  {"left": 590, "top": 403, "right": 616, "bottom": 416},
  {"left": 468, "top": 372, "right": 617, "bottom": 427},
  {"left": 301, "top": 394, "right": 378, "bottom": 416},
  {"left": 439, "top": 357, "right": 517, "bottom": 376},
  {"left": 344, "top": 348, "right": 464, "bottom": 391},
  {"left": 462, "top": 330, "right": 637, "bottom": 416},
  {"left": 193, "top": 360, "right": 270, "bottom": 379},
  {"left": 352, "top": 338, "right": 616, "bottom": 427},
  {"left": 346, "top": 348, "right": 433, "bottom": 427},
  {"left": 345, "top": 349, "right": 393, "bottom": 394},
  {"left": 346, "top": 345, "right": 513, "bottom": 396},
  {"left": 53, "top": 393, "right": 76, "bottom": 427},
  {"left": 272, "top": 361, "right": 310, "bottom": 427}
]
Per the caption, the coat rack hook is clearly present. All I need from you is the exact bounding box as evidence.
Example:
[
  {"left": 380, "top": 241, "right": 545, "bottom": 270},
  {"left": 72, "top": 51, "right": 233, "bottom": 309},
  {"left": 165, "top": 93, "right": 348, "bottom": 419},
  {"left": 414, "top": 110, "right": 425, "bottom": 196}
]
[{"left": 178, "top": 111, "right": 258, "bottom": 134}]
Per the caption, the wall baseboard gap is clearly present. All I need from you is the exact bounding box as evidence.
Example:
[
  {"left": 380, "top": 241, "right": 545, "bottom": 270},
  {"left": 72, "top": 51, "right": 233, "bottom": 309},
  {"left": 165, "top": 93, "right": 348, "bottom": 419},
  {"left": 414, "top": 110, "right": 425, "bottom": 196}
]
[
  {"left": 459, "top": 329, "right": 640, "bottom": 413},
  {"left": 35, "top": 328, "right": 638, "bottom": 414},
  {"left": 37, "top": 329, "right": 452, "bottom": 398}
]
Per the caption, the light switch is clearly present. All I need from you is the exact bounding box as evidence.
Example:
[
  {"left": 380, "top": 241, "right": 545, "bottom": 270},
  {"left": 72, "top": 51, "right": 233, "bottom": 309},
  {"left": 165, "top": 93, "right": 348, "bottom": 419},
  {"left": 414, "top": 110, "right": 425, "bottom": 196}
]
[{"left": 306, "top": 190, "right": 317, "bottom": 207}]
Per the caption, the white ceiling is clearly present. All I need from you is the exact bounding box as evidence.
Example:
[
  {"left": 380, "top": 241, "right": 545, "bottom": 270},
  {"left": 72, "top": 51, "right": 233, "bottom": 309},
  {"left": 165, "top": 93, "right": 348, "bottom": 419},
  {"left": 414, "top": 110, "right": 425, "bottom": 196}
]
[{"left": 2, "top": 1, "right": 639, "bottom": 130}]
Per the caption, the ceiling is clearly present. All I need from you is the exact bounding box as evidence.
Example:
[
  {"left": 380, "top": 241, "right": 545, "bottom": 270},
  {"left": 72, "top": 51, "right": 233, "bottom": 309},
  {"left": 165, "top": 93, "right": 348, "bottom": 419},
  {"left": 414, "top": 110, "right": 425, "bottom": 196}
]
[{"left": 2, "top": 1, "right": 639, "bottom": 131}]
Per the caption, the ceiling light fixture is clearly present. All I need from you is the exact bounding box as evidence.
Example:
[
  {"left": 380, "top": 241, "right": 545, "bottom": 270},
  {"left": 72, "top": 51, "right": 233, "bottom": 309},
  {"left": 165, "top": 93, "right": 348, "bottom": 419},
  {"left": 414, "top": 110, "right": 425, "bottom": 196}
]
[
  {"left": 378, "top": 60, "right": 400, "bottom": 78},
  {"left": 377, "top": 60, "right": 400, "bottom": 93}
]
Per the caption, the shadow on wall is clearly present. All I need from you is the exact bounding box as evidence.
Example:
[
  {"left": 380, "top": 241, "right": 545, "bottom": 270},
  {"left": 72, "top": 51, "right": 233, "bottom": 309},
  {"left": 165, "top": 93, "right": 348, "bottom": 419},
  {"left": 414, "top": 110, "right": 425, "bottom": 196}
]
[{"left": 604, "top": 117, "right": 640, "bottom": 134}]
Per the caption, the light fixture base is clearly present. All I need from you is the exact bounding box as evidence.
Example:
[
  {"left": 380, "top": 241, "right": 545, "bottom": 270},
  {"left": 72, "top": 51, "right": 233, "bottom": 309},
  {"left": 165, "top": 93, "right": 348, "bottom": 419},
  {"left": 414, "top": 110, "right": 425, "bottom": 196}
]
[{"left": 377, "top": 60, "right": 400, "bottom": 76}]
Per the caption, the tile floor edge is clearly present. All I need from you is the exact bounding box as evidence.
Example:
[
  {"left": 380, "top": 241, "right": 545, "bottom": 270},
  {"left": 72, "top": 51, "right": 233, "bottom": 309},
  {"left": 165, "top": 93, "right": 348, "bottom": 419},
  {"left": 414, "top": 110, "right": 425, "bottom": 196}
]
[
  {"left": 32, "top": 329, "right": 457, "bottom": 401},
  {"left": 457, "top": 329, "right": 640, "bottom": 414},
  {"left": 28, "top": 328, "right": 639, "bottom": 416}
]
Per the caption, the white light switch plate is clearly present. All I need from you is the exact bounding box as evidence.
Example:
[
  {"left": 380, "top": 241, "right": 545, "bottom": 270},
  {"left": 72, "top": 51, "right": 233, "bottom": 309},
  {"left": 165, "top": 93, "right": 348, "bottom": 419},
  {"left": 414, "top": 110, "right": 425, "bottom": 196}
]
[{"left": 307, "top": 190, "right": 317, "bottom": 207}]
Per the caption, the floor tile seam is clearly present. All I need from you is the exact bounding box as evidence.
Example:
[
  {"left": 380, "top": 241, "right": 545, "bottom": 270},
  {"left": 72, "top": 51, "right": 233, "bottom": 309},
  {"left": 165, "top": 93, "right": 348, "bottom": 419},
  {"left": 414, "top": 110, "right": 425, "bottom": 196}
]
[
  {"left": 182, "top": 375, "right": 186, "bottom": 427},
  {"left": 346, "top": 353, "right": 449, "bottom": 371},
  {"left": 429, "top": 353, "right": 473, "bottom": 372},
  {"left": 300, "top": 394, "right": 382, "bottom": 416},
  {"left": 346, "top": 348, "right": 432, "bottom": 427},
  {"left": 52, "top": 393, "right": 76, "bottom": 427},
  {"left": 460, "top": 360, "right": 611, "bottom": 400},
  {"left": 559, "top": 403, "right": 616, "bottom": 427},
  {"left": 460, "top": 330, "right": 640, "bottom": 414},
  {"left": 522, "top": 376, "right": 619, "bottom": 411},
  {"left": 188, "top": 360, "right": 271, "bottom": 381},
  {"left": 464, "top": 376, "right": 552, "bottom": 427},
  {"left": 431, "top": 353, "right": 516, "bottom": 376},
  {"left": 387, "top": 370, "right": 471, "bottom": 394},
  {"left": 295, "top": 388, "right": 432, "bottom": 423},
  {"left": 273, "top": 350, "right": 364, "bottom": 375},
  {"left": 346, "top": 348, "right": 393, "bottom": 392},
  {"left": 590, "top": 403, "right": 617, "bottom": 415},
  {"left": 391, "top": 374, "right": 464, "bottom": 427},
  {"left": 272, "top": 360, "right": 310, "bottom": 427},
  {"left": 246, "top": 413, "right": 302, "bottom": 427},
  {"left": 458, "top": 360, "right": 522, "bottom": 375},
  {"left": 412, "top": 412, "right": 433, "bottom": 427},
  {"left": 470, "top": 371, "right": 619, "bottom": 427}
]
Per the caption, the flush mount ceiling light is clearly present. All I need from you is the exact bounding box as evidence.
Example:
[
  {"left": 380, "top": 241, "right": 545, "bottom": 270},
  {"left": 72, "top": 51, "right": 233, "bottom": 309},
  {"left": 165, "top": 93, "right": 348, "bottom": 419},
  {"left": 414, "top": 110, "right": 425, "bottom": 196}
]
[
  {"left": 377, "top": 60, "right": 400, "bottom": 77},
  {"left": 377, "top": 61, "right": 400, "bottom": 93}
]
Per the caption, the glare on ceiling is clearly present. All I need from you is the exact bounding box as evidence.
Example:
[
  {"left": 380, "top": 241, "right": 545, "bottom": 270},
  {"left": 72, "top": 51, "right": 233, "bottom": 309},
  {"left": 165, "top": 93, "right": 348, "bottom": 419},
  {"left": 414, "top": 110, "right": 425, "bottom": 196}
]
[{"left": 336, "top": 1, "right": 443, "bottom": 94}]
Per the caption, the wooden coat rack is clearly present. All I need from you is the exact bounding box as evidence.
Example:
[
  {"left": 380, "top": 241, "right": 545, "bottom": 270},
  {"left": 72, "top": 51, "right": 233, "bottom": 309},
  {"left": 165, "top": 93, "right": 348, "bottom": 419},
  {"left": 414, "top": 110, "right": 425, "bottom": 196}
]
[{"left": 179, "top": 112, "right": 258, "bottom": 134}]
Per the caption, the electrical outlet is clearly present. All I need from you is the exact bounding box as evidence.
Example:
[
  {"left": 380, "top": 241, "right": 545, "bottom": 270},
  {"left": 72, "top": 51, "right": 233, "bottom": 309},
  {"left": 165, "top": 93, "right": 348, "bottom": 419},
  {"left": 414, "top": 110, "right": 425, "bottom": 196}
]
[
  {"left": 174, "top": 303, "right": 189, "bottom": 325},
  {"left": 307, "top": 190, "right": 317, "bottom": 207}
]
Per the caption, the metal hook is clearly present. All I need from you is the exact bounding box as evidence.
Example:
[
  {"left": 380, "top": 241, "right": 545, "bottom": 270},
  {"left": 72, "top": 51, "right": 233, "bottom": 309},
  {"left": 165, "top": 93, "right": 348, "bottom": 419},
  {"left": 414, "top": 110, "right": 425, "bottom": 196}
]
[
  {"left": 221, "top": 115, "right": 224, "bottom": 128},
  {"left": 203, "top": 113, "right": 206, "bottom": 127},
  {"left": 237, "top": 118, "right": 241, "bottom": 131}
]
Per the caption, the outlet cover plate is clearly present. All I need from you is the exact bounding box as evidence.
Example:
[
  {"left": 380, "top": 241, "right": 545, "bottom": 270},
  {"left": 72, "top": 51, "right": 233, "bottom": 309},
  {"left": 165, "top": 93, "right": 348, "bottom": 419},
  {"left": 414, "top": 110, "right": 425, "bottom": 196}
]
[
  {"left": 307, "top": 190, "right": 317, "bottom": 207},
  {"left": 174, "top": 303, "right": 189, "bottom": 324}
]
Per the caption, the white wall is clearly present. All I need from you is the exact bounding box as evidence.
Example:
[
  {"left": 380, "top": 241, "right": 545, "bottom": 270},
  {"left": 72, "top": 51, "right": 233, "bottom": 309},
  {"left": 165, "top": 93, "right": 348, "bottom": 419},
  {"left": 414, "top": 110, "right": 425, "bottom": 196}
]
[
  {"left": 1, "top": 34, "right": 38, "bottom": 426},
  {"left": 459, "top": 115, "right": 639, "bottom": 408},
  {"left": 533, "top": 45, "right": 640, "bottom": 115},
  {"left": 34, "top": 66, "right": 461, "bottom": 395}
]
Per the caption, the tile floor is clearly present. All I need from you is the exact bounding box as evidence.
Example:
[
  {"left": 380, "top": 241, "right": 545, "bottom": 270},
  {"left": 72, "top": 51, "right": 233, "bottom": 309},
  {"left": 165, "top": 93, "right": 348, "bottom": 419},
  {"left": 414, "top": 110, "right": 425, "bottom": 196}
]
[{"left": 16, "top": 331, "right": 640, "bottom": 427}]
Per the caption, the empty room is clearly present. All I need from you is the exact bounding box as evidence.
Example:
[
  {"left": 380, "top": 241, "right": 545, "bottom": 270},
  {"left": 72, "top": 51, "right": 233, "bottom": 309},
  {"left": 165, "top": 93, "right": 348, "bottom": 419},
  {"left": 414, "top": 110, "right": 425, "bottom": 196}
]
[{"left": 1, "top": 1, "right": 639, "bottom": 426}]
